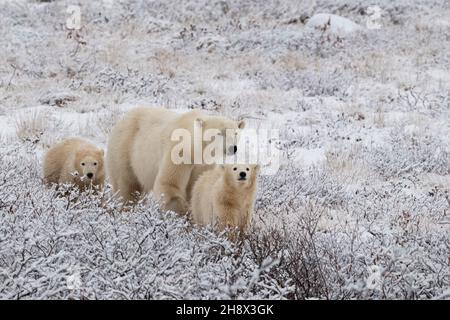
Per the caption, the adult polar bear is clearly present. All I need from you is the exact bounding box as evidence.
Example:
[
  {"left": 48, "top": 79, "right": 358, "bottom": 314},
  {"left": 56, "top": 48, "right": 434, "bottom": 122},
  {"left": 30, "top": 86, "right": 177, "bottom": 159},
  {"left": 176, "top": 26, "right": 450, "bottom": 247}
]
[{"left": 107, "top": 107, "right": 245, "bottom": 213}]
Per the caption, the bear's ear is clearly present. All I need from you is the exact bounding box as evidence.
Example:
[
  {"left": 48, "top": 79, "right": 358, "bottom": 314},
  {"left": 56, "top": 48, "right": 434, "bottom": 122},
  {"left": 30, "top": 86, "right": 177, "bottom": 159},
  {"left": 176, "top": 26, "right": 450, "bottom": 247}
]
[
  {"left": 100, "top": 149, "right": 105, "bottom": 157},
  {"left": 237, "top": 120, "right": 245, "bottom": 129}
]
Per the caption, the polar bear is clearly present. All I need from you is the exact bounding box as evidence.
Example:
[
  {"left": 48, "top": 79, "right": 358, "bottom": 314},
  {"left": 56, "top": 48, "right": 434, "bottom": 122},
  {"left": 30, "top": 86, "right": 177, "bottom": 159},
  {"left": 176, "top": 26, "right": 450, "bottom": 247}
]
[
  {"left": 106, "top": 107, "right": 245, "bottom": 213},
  {"left": 191, "top": 164, "right": 259, "bottom": 232},
  {"left": 43, "top": 138, "right": 105, "bottom": 191}
]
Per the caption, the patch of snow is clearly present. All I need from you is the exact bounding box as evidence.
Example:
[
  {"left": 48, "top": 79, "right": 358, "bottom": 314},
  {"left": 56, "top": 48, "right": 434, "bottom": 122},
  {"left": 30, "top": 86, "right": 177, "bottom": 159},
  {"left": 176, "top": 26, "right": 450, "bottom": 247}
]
[
  {"left": 306, "top": 13, "right": 360, "bottom": 36},
  {"left": 292, "top": 147, "right": 326, "bottom": 168},
  {"left": 426, "top": 68, "right": 450, "bottom": 83}
]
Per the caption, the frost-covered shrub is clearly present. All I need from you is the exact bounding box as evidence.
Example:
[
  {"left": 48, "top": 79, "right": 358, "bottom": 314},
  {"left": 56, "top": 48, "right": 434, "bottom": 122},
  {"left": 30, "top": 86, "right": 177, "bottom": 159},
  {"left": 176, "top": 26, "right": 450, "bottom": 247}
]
[
  {"left": 257, "top": 164, "right": 347, "bottom": 210},
  {"left": 365, "top": 128, "right": 450, "bottom": 178},
  {"left": 14, "top": 111, "right": 48, "bottom": 143},
  {"left": 0, "top": 145, "right": 291, "bottom": 299},
  {"left": 70, "top": 67, "right": 170, "bottom": 98},
  {"left": 246, "top": 164, "right": 450, "bottom": 299},
  {"left": 253, "top": 68, "right": 353, "bottom": 97}
]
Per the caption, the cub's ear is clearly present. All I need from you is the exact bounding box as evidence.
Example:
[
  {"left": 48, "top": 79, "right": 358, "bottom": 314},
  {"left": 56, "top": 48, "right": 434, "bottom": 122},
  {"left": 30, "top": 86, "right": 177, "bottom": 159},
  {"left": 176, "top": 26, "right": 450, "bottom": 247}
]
[
  {"left": 195, "top": 118, "right": 204, "bottom": 128},
  {"left": 254, "top": 164, "right": 261, "bottom": 173},
  {"left": 237, "top": 120, "right": 245, "bottom": 129}
]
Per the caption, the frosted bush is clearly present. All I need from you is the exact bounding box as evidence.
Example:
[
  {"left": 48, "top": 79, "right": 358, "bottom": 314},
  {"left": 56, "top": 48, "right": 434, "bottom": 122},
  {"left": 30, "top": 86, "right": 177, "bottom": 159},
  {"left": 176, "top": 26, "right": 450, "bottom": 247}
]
[
  {"left": 365, "top": 128, "right": 450, "bottom": 178},
  {"left": 0, "top": 145, "right": 291, "bottom": 299},
  {"left": 248, "top": 164, "right": 449, "bottom": 299}
]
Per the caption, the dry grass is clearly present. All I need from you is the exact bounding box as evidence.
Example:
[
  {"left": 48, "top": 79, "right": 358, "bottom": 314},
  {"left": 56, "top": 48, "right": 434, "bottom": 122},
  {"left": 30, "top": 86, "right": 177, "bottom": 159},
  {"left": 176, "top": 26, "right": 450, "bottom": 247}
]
[
  {"left": 148, "top": 49, "right": 181, "bottom": 79},
  {"left": 277, "top": 51, "right": 308, "bottom": 71},
  {"left": 14, "top": 110, "right": 48, "bottom": 143}
]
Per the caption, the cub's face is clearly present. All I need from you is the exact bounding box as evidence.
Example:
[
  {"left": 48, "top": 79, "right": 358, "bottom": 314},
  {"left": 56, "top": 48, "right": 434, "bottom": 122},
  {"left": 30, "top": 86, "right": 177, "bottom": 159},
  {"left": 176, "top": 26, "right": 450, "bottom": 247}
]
[
  {"left": 224, "top": 164, "right": 259, "bottom": 188},
  {"left": 74, "top": 150, "right": 104, "bottom": 183},
  {"left": 196, "top": 116, "right": 245, "bottom": 157}
]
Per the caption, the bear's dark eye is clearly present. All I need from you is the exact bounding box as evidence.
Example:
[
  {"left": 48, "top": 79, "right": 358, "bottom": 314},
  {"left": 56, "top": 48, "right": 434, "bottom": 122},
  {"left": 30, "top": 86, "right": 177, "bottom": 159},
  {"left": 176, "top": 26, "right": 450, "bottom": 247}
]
[
  {"left": 81, "top": 162, "right": 85, "bottom": 166},
  {"left": 233, "top": 167, "right": 237, "bottom": 171},
  {"left": 94, "top": 162, "right": 97, "bottom": 166},
  {"left": 246, "top": 168, "right": 249, "bottom": 171}
]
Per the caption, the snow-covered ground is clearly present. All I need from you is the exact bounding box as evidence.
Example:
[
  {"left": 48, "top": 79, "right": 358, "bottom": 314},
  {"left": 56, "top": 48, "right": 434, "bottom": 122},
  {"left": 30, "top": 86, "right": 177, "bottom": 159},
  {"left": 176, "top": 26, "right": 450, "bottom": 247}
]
[{"left": 0, "top": 0, "right": 449, "bottom": 299}]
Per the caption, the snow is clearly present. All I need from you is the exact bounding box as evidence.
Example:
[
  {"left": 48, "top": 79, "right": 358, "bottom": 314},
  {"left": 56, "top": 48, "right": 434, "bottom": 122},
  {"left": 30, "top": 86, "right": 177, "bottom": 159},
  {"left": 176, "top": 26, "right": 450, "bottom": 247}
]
[
  {"left": 292, "top": 147, "right": 326, "bottom": 168},
  {"left": 306, "top": 13, "right": 360, "bottom": 35},
  {"left": 427, "top": 69, "right": 450, "bottom": 83},
  {"left": 0, "top": 0, "right": 449, "bottom": 300}
]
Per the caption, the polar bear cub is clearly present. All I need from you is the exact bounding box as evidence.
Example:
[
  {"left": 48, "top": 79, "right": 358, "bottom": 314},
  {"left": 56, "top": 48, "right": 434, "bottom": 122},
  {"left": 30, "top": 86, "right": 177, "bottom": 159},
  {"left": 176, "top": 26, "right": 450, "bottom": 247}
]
[
  {"left": 43, "top": 138, "right": 105, "bottom": 191},
  {"left": 191, "top": 164, "right": 260, "bottom": 232}
]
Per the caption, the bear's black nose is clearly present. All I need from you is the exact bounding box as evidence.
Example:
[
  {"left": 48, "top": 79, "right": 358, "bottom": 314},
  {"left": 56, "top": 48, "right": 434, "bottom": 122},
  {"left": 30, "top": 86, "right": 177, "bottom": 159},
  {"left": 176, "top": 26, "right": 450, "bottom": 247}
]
[
  {"left": 228, "top": 145, "right": 238, "bottom": 154},
  {"left": 86, "top": 173, "right": 93, "bottom": 179},
  {"left": 239, "top": 171, "right": 246, "bottom": 178}
]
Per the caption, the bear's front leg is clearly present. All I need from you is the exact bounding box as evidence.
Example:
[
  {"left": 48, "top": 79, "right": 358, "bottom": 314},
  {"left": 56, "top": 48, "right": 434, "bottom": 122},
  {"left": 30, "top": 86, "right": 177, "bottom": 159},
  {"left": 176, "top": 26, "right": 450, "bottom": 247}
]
[
  {"left": 153, "top": 156, "right": 192, "bottom": 215},
  {"left": 213, "top": 203, "right": 240, "bottom": 231},
  {"left": 155, "top": 184, "right": 190, "bottom": 214},
  {"left": 165, "top": 195, "right": 190, "bottom": 215}
]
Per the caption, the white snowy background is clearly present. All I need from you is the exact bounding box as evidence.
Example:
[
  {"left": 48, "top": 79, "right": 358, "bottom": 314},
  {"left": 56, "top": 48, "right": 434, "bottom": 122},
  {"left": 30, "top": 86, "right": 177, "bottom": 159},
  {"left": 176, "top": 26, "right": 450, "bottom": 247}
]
[{"left": 0, "top": 0, "right": 449, "bottom": 299}]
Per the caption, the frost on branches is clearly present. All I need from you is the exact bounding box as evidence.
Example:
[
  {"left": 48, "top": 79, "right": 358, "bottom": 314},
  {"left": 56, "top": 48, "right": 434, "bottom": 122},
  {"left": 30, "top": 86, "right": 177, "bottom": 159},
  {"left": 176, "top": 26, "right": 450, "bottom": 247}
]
[{"left": 0, "top": 146, "right": 290, "bottom": 299}]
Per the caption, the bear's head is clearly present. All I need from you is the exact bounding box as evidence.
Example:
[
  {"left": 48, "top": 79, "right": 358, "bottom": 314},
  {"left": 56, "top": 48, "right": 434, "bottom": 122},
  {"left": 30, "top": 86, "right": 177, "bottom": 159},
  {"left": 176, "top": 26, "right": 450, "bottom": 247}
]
[
  {"left": 222, "top": 163, "right": 260, "bottom": 189},
  {"left": 74, "top": 149, "right": 105, "bottom": 184},
  {"left": 194, "top": 115, "right": 245, "bottom": 158}
]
